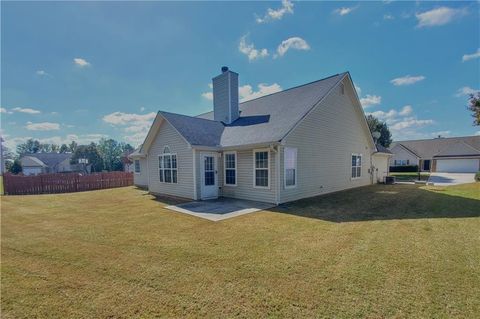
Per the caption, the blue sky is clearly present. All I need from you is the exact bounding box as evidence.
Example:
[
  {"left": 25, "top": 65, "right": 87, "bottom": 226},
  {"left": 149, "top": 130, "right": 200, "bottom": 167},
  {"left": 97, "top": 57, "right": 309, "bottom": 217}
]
[{"left": 1, "top": 1, "right": 479, "bottom": 150}]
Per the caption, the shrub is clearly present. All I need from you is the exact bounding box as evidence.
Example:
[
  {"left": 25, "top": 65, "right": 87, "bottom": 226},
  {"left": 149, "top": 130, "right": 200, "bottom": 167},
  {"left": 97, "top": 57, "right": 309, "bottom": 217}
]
[
  {"left": 389, "top": 165, "right": 419, "bottom": 173},
  {"left": 475, "top": 172, "right": 480, "bottom": 182}
]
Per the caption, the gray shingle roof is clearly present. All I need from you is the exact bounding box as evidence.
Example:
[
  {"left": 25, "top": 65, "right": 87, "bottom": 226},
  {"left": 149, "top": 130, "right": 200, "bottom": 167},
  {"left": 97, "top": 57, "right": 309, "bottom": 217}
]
[
  {"left": 375, "top": 144, "right": 392, "bottom": 154},
  {"left": 20, "top": 156, "right": 47, "bottom": 167},
  {"left": 158, "top": 73, "right": 347, "bottom": 148},
  {"left": 22, "top": 153, "right": 72, "bottom": 167},
  {"left": 391, "top": 136, "right": 480, "bottom": 159}
]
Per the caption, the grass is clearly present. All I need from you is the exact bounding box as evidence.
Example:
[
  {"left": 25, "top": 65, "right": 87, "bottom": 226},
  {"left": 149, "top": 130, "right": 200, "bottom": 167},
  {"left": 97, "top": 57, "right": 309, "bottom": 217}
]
[
  {"left": 390, "top": 172, "right": 430, "bottom": 182},
  {"left": 2, "top": 183, "right": 480, "bottom": 318}
]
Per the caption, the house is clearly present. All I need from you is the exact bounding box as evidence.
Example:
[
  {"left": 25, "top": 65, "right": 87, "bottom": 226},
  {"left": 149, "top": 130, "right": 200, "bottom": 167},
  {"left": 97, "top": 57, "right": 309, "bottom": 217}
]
[
  {"left": 389, "top": 136, "right": 480, "bottom": 173},
  {"left": 129, "top": 67, "right": 392, "bottom": 204},
  {"left": 19, "top": 153, "right": 89, "bottom": 175}
]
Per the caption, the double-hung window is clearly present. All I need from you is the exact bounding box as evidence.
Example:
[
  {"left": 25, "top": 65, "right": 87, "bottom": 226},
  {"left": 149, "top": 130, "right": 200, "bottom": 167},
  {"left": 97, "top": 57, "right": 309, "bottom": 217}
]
[
  {"left": 254, "top": 149, "right": 269, "bottom": 188},
  {"left": 284, "top": 147, "right": 297, "bottom": 188},
  {"left": 224, "top": 152, "right": 236, "bottom": 186},
  {"left": 159, "top": 148, "right": 177, "bottom": 183},
  {"left": 351, "top": 154, "right": 362, "bottom": 178},
  {"left": 134, "top": 160, "right": 141, "bottom": 173}
]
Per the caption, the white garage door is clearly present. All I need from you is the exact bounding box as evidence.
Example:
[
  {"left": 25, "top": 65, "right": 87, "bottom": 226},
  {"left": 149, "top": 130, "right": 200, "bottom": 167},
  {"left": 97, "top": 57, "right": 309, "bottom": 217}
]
[{"left": 436, "top": 159, "right": 479, "bottom": 173}]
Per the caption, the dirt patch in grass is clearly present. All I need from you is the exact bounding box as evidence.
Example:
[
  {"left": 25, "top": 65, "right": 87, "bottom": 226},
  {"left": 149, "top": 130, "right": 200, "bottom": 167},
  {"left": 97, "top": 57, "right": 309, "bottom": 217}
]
[{"left": 2, "top": 184, "right": 479, "bottom": 318}]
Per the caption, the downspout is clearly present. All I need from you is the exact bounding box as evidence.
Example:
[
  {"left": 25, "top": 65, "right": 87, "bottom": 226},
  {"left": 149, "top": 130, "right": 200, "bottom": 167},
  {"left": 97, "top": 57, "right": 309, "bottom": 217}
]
[
  {"left": 192, "top": 148, "right": 197, "bottom": 200},
  {"left": 146, "top": 152, "right": 151, "bottom": 191},
  {"left": 271, "top": 144, "right": 281, "bottom": 205}
]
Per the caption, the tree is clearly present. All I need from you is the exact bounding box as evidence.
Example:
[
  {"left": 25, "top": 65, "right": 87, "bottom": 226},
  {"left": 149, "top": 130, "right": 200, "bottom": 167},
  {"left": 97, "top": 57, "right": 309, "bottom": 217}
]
[
  {"left": 468, "top": 92, "right": 480, "bottom": 126},
  {"left": 59, "top": 144, "right": 69, "bottom": 153},
  {"left": 69, "top": 141, "right": 78, "bottom": 153},
  {"left": 16, "top": 139, "right": 41, "bottom": 154},
  {"left": 71, "top": 143, "right": 103, "bottom": 172},
  {"left": 366, "top": 114, "right": 392, "bottom": 148},
  {"left": 9, "top": 159, "right": 22, "bottom": 174},
  {"left": 97, "top": 138, "right": 125, "bottom": 171}
]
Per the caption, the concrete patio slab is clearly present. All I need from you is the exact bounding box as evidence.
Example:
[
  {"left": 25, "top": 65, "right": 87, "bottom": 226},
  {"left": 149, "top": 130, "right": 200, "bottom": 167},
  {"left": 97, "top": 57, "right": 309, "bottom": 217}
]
[
  {"left": 165, "top": 197, "right": 275, "bottom": 221},
  {"left": 428, "top": 173, "right": 476, "bottom": 186}
]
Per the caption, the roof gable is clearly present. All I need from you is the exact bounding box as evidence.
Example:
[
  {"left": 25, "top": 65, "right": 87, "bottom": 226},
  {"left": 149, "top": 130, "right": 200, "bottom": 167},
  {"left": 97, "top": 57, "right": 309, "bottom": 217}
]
[
  {"left": 22, "top": 153, "right": 72, "bottom": 167},
  {"left": 434, "top": 141, "right": 480, "bottom": 157},
  {"left": 391, "top": 136, "right": 480, "bottom": 159},
  {"left": 140, "top": 72, "right": 378, "bottom": 150}
]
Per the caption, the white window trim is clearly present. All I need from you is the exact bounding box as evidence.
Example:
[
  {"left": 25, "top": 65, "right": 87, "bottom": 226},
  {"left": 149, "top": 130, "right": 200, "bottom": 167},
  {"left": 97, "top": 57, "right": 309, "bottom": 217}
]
[
  {"left": 159, "top": 150, "right": 178, "bottom": 184},
  {"left": 223, "top": 151, "right": 237, "bottom": 187},
  {"left": 134, "top": 159, "right": 141, "bottom": 174},
  {"left": 284, "top": 147, "right": 297, "bottom": 189},
  {"left": 351, "top": 153, "right": 362, "bottom": 180},
  {"left": 253, "top": 148, "right": 270, "bottom": 189}
]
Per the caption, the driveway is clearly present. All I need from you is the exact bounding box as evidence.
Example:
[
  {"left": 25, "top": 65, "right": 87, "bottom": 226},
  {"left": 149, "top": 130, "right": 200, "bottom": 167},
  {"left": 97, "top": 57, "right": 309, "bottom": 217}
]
[{"left": 428, "top": 173, "right": 476, "bottom": 186}]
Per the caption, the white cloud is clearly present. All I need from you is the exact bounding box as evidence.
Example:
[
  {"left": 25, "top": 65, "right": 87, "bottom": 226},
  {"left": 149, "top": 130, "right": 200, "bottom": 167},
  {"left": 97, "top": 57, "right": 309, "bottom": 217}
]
[
  {"left": 334, "top": 7, "right": 356, "bottom": 16},
  {"left": 360, "top": 95, "right": 382, "bottom": 108},
  {"left": 36, "top": 70, "right": 50, "bottom": 76},
  {"left": 275, "top": 37, "right": 310, "bottom": 58},
  {"left": 140, "top": 106, "right": 145, "bottom": 112},
  {"left": 25, "top": 122, "right": 60, "bottom": 131},
  {"left": 239, "top": 83, "right": 282, "bottom": 102},
  {"left": 399, "top": 105, "right": 413, "bottom": 116},
  {"left": 367, "top": 105, "right": 434, "bottom": 140},
  {"left": 201, "top": 92, "right": 213, "bottom": 101},
  {"left": 455, "top": 86, "right": 479, "bottom": 97},
  {"left": 462, "top": 48, "right": 480, "bottom": 62},
  {"left": 475, "top": 131, "right": 480, "bottom": 136},
  {"left": 256, "top": 0, "right": 294, "bottom": 23},
  {"left": 1, "top": 107, "right": 10, "bottom": 114},
  {"left": 102, "top": 112, "right": 156, "bottom": 126},
  {"left": 383, "top": 14, "right": 394, "bottom": 20},
  {"left": 390, "top": 118, "right": 434, "bottom": 130},
  {"left": 201, "top": 83, "right": 282, "bottom": 102},
  {"left": 354, "top": 85, "right": 361, "bottom": 95},
  {"left": 416, "top": 7, "right": 467, "bottom": 28},
  {"left": 103, "top": 111, "right": 156, "bottom": 146},
  {"left": 74, "top": 58, "right": 91, "bottom": 67},
  {"left": 11, "top": 107, "right": 41, "bottom": 114},
  {"left": 239, "top": 36, "right": 269, "bottom": 61},
  {"left": 390, "top": 75, "right": 426, "bottom": 86}
]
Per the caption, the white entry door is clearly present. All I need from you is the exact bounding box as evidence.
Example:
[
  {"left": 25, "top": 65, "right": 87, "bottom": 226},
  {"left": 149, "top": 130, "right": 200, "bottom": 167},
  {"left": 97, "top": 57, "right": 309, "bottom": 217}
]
[{"left": 200, "top": 153, "right": 218, "bottom": 199}]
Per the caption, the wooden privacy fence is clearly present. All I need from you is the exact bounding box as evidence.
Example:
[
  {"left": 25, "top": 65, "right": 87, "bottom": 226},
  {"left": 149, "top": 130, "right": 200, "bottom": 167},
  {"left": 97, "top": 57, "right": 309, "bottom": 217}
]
[{"left": 3, "top": 172, "right": 133, "bottom": 195}]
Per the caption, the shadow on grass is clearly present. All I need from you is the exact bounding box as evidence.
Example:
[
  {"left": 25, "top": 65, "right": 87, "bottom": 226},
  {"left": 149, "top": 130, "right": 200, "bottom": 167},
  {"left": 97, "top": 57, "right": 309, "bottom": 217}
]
[{"left": 269, "top": 184, "right": 480, "bottom": 223}]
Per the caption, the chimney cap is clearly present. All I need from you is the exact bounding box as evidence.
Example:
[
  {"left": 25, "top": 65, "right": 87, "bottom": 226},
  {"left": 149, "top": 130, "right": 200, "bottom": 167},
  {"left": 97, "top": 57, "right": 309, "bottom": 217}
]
[{"left": 221, "top": 66, "right": 229, "bottom": 73}]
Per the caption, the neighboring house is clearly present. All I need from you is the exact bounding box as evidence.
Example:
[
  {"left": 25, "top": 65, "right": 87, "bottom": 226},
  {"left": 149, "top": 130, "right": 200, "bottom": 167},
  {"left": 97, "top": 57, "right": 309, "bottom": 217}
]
[
  {"left": 19, "top": 153, "right": 90, "bottom": 175},
  {"left": 129, "top": 67, "right": 391, "bottom": 204},
  {"left": 389, "top": 136, "right": 480, "bottom": 173}
]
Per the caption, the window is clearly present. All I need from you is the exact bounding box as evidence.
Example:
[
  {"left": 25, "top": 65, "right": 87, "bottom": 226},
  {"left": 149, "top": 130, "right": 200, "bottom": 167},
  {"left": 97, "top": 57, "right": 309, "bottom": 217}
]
[
  {"left": 284, "top": 147, "right": 297, "bottom": 188},
  {"left": 351, "top": 154, "right": 362, "bottom": 178},
  {"left": 134, "top": 160, "right": 141, "bottom": 173},
  {"left": 340, "top": 83, "right": 345, "bottom": 95},
  {"left": 394, "top": 159, "right": 409, "bottom": 166},
  {"left": 224, "top": 152, "right": 236, "bottom": 186},
  {"left": 159, "top": 147, "right": 177, "bottom": 183},
  {"left": 254, "top": 150, "right": 269, "bottom": 188}
]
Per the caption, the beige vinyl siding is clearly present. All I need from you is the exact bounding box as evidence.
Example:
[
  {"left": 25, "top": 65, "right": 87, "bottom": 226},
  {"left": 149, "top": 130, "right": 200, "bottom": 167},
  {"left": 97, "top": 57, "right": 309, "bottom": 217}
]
[
  {"left": 280, "top": 79, "right": 375, "bottom": 203},
  {"left": 372, "top": 154, "right": 390, "bottom": 183},
  {"left": 133, "top": 158, "right": 148, "bottom": 187},
  {"left": 389, "top": 145, "right": 419, "bottom": 166},
  {"left": 147, "top": 120, "right": 194, "bottom": 199},
  {"left": 221, "top": 149, "right": 277, "bottom": 203},
  {"left": 57, "top": 158, "right": 72, "bottom": 173}
]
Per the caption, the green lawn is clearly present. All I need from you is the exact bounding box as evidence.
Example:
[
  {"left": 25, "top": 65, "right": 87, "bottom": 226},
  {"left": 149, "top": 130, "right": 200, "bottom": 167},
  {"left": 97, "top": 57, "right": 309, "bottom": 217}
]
[
  {"left": 390, "top": 172, "right": 430, "bottom": 182},
  {"left": 2, "top": 183, "right": 480, "bottom": 318}
]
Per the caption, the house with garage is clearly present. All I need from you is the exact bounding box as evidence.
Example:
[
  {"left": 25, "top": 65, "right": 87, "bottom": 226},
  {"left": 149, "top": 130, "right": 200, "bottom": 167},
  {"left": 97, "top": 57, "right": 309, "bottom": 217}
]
[
  {"left": 129, "top": 67, "right": 391, "bottom": 204},
  {"left": 19, "top": 152, "right": 90, "bottom": 175},
  {"left": 389, "top": 136, "right": 480, "bottom": 173}
]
